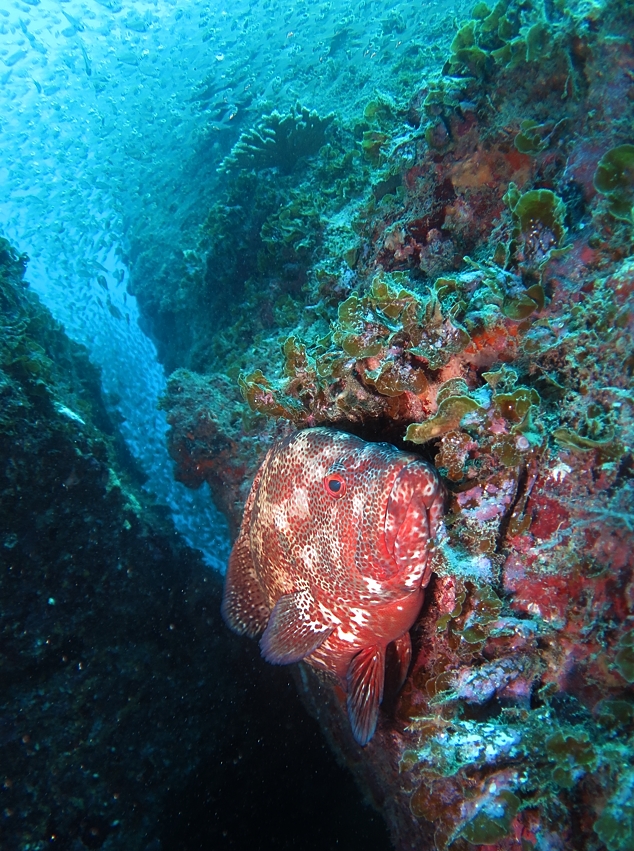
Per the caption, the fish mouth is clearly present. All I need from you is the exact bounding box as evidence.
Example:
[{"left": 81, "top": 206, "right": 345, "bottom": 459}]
[{"left": 384, "top": 462, "right": 432, "bottom": 572}]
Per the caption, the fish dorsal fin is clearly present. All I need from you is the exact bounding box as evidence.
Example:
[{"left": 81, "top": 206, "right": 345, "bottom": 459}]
[
  {"left": 346, "top": 644, "right": 385, "bottom": 746},
  {"left": 221, "top": 527, "right": 270, "bottom": 638},
  {"left": 221, "top": 463, "right": 270, "bottom": 638},
  {"left": 260, "top": 590, "right": 334, "bottom": 664}
]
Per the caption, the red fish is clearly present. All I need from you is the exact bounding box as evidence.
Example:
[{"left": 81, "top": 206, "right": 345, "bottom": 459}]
[{"left": 221, "top": 427, "right": 443, "bottom": 745}]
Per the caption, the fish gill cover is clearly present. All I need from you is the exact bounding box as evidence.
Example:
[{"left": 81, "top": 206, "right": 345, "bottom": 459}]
[{"left": 1, "top": 0, "right": 634, "bottom": 848}]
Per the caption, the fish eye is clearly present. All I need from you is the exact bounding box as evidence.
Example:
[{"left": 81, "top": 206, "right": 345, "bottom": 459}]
[{"left": 323, "top": 473, "right": 346, "bottom": 498}]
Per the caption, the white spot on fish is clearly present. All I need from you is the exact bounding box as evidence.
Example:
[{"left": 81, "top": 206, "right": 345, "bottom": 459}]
[
  {"left": 272, "top": 504, "right": 290, "bottom": 532},
  {"left": 336, "top": 626, "right": 358, "bottom": 643},
  {"left": 350, "top": 607, "right": 369, "bottom": 626},
  {"left": 364, "top": 577, "right": 384, "bottom": 594},
  {"left": 318, "top": 603, "right": 341, "bottom": 625},
  {"left": 293, "top": 486, "right": 311, "bottom": 519}
]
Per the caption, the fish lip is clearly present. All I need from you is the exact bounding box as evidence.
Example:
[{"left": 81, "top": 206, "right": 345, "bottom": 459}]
[
  {"left": 384, "top": 461, "right": 420, "bottom": 558},
  {"left": 384, "top": 461, "right": 433, "bottom": 574}
]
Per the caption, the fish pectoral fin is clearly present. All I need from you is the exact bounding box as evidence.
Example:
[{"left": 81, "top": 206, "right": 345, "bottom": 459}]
[
  {"left": 260, "top": 591, "right": 334, "bottom": 665},
  {"left": 346, "top": 644, "right": 385, "bottom": 747},
  {"left": 392, "top": 632, "right": 412, "bottom": 691}
]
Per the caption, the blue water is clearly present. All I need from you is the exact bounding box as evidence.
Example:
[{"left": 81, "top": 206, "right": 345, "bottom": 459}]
[{"left": 0, "top": 0, "right": 464, "bottom": 570}]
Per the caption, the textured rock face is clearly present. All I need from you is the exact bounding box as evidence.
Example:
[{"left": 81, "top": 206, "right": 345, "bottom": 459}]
[
  {"left": 154, "top": 1, "right": 634, "bottom": 848},
  {"left": 0, "top": 238, "right": 228, "bottom": 848},
  {"left": 0, "top": 239, "right": 392, "bottom": 851}
]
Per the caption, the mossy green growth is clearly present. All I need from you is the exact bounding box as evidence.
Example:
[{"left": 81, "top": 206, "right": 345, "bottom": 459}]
[
  {"left": 525, "top": 19, "right": 552, "bottom": 61},
  {"left": 504, "top": 183, "right": 567, "bottom": 262},
  {"left": 502, "top": 282, "right": 545, "bottom": 319},
  {"left": 593, "top": 144, "right": 634, "bottom": 222},
  {"left": 614, "top": 631, "right": 634, "bottom": 683},
  {"left": 435, "top": 586, "right": 467, "bottom": 633},
  {"left": 363, "top": 93, "right": 396, "bottom": 124},
  {"left": 594, "top": 768, "right": 634, "bottom": 851},
  {"left": 335, "top": 293, "right": 385, "bottom": 358},
  {"left": 553, "top": 426, "right": 620, "bottom": 459},
  {"left": 259, "top": 197, "right": 323, "bottom": 273},
  {"left": 494, "top": 386, "right": 540, "bottom": 432},
  {"left": 282, "top": 336, "right": 309, "bottom": 377},
  {"left": 546, "top": 729, "right": 596, "bottom": 788},
  {"left": 460, "top": 790, "right": 520, "bottom": 844},
  {"left": 471, "top": 1, "right": 491, "bottom": 19},
  {"left": 505, "top": 184, "right": 566, "bottom": 244},
  {"left": 596, "top": 699, "right": 634, "bottom": 729},
  {"left": 406, "top": 395, "right": 485, "bottom": 444},
  {"left": 406, "top": 378, "right": 540, "bottom": 445},
  {"left": 237, "top": 271, "right": 472, "bottom": 425},
  {"left": 365, "top": 271, "right": 419, "bottom": 321},
  {"left": 335, "top": 272, "right": 469, "bottom": 370},
  {"left": 447, "top": 0, "right": 559, "bottom": 78},
  {"left": 450, "top": 20, "right": 489, "bottom": 77},
  {"left": 365, "top": 361, "right": 428, "bottom": 397},
  {"left": 460, "top": 583, "right": 504, "bottom": 644},
  {"left": 362, "top": 130, "right": 390, "bottom": 165},
  {"left": 238, "top": 369, "right": 303, "bottom": 421},
  {"left": 422, "top": 81, "right": 461, "bottom": 118},
  {"left": 514, "top": 119, "right": 550, "bottom": 155}
]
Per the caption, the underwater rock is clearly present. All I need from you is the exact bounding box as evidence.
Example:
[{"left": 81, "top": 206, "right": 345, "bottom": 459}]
[
  {"left": 0, "top": 239, "right": 240, "bottom": 849},
  {"left": 160, "top": 366, "right": 289, "bottom": 535}
]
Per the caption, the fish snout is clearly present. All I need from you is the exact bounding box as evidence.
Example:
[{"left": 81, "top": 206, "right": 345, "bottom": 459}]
[{"left": 384, "top": 462, "right": 442, "bottom": 583}]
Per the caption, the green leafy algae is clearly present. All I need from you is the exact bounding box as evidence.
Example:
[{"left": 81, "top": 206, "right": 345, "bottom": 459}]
[
  {"left": 594, "top": 769, "right": 634, "bottom": 851},
  {"left": 504, "top": 183, "right": 567, "bottom": 254},
  {"left": 546, "top": 730, "right": 596, "bottom": 788},
  {"left": 514, "top": 119, "right": 551, "bottom": 154},
  {"left": 406, "top": 383, "right": 539, "bottom": 445},
  {"left": 238, "top": 272, "right": 471, "bottom": 423},
  {"left": 614, "top": 631, "right": 634, "bottom": 684},
  {"left": 362, "top": 130, "right": 390, "bottom": 165},
  {"left": 460, "top": 790, "right": 520, "bottom": 844},
  {"left": 593, "top": 144, "right": 634, "bottom": 222},
  {"left": 406, "top": 395, "right": 484, "bottom": 444},
  {"left": 446, "top": 0, "right": 565, "bottom": 79},
  {"left": 553, "top": 426, "right": 619, "bottom": 455},
  {"left": 334, "top": 273, "right": 469, "bottom": 371},
  {"left": 494, "top": 387, "right": 540, "bottom": 431}
]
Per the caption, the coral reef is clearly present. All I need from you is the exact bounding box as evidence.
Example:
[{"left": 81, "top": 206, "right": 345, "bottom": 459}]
[
  {"left": 154, "top": 0, "right": 634, "bottom": 848},
  {"left": 218, "top": 103, "right": 335, "bottom": 175},
  {"left": 159, "top": 367, "right": 290, "bottom": 536}
]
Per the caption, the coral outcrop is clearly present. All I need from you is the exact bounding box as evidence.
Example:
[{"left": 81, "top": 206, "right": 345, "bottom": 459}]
[
  {"left": 154, "top": 0, "right": 634, "bottom": 847},
  {"left": 218, "top": 103, "right": 335, "bottom": 175}
]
